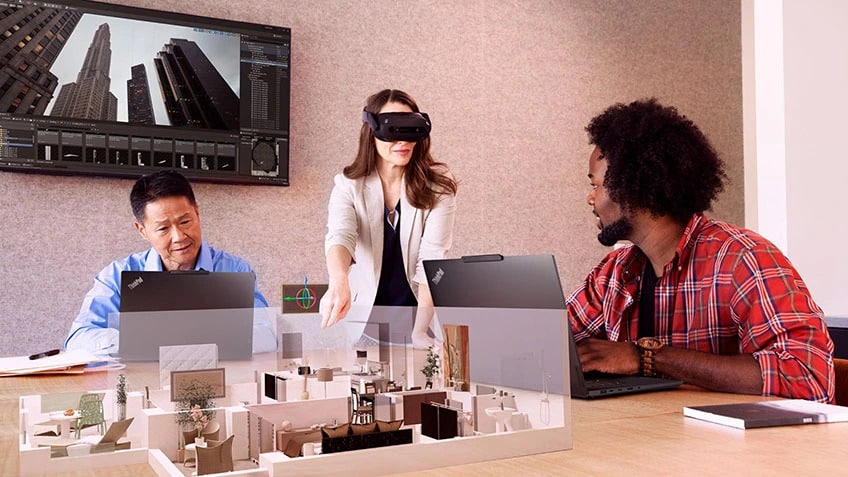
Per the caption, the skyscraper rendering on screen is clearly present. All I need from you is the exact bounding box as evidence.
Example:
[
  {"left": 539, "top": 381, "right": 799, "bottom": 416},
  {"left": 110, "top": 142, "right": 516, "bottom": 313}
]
[
  {"left": 154, "top": 38, "right": 238, "bottom": 130},
  {"left": 50, "top": 22, "right": 118, "bottom": 121},
  {"left": 0, "top": 6, "right": 82, "bottom": 115},
  {"left": 127, "top": 63, "right": 155, "bottom": 124}
]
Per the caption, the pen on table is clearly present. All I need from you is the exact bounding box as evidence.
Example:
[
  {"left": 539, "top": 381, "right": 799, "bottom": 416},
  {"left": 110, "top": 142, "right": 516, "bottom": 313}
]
[{"left": 28, "top": 349, "right": 61, "bottom": 360}]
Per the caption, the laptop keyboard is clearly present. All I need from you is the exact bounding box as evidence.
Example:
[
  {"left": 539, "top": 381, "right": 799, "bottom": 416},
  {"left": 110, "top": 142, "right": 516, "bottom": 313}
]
[
  {"left": 586, "top": 379, "right": 628, "bottom": 390},
  {"left": 584, "top": 372, "right": 629, "bottom": 389}
]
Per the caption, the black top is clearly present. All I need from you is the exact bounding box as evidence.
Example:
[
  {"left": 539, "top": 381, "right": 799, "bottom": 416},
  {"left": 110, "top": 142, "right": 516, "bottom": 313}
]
[
  {"left": 374, "top": 201, "right": 418, "bottom": 307},
  {"left": 638, "top": 264, "right": 657, "bottom": 338}
]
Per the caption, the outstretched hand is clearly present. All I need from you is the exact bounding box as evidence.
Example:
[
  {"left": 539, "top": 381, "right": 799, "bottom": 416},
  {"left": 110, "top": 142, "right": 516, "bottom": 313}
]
[
  {"left": 319, "top": 283, "right": 351, "bottom": 328},
  {"left": 576, "top": 338, "right": 640, "bottom": 375}
]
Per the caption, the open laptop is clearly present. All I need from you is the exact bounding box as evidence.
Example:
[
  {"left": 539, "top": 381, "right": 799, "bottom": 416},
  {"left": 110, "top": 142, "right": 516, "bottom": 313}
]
[
  {"left": 118, "top": 271, "right": 255, "bottom": 361},
  {"left": 423, "top": 253, "right": 682, "bottom": 399}
]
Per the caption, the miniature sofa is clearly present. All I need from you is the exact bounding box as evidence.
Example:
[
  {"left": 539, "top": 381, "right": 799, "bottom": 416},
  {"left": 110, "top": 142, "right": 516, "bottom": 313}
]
[
  {"left": 275, "top": 428, "right": 322, "bottom": 458},
  {"left": 320, "top": 420, "right": 412, "bottom": 454}
]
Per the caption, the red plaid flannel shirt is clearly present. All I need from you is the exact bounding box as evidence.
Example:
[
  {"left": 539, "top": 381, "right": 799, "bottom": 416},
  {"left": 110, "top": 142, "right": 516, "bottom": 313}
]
[{"left": 567, "top": 214, "right": 834, "bottom": 402}]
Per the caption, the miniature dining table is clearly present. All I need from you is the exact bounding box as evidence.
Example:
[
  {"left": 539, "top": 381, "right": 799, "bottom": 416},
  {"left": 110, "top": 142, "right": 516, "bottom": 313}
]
[{"left": 36, "top": 411, "right": 79, "bottom": 439}]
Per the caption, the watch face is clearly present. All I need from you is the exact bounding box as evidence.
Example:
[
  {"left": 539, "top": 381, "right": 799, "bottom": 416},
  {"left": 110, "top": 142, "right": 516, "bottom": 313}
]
[{"left": 638, "top": 337, "right": 663, "bottom": 351}]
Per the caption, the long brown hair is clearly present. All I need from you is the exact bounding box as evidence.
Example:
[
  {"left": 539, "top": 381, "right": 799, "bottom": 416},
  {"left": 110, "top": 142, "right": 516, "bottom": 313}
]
[{"left": 343, "top": 89, "right": 457, "bottom": 209}]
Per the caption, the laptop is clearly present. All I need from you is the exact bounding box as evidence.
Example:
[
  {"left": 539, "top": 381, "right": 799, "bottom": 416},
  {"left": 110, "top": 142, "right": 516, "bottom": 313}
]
[
  {"left": 118, "top": 270, "right": 255, "bottom": 361},
  {"left": 423, "top": 253, "right": 682, "bottom": 399}
]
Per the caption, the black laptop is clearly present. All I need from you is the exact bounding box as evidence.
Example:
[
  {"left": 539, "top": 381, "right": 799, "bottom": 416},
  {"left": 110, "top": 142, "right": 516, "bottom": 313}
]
[
  {"left": 423, "top": 254, "right": 682, "bottom": 399},
  {"left": 118, "top": 270, "right": 255, "bottom": 361}
]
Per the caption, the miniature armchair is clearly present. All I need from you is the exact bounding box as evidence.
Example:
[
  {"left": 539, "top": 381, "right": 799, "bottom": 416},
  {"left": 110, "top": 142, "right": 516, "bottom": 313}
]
[
  {"left": 196, "top": 434, "right": 234, "bottom": 475},
  {"left": 74, "top": 393, "right": 106, "bottom": 438},
  {"left": 201, "top": 420, "right": 220, "bottom": 441}
]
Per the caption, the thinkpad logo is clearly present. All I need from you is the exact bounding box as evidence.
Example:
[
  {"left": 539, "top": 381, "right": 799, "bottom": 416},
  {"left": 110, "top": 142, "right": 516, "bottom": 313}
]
[
  {"left": 127, "top": 276, "right": 143, "bottom": 290},
  {"left": 431, "top": 267, "right": 444, "bottom": 285}
]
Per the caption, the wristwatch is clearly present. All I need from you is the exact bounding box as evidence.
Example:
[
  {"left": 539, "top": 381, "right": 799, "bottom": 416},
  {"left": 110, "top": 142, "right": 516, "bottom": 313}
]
[{"left": 635, "top": 337, "right": 664, "bottom": 377}]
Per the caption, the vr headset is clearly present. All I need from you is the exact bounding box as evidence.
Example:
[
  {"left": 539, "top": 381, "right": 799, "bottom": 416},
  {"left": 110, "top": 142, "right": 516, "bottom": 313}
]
[{"left": 362, "top": 110, "right": 431, "bottom": 142}]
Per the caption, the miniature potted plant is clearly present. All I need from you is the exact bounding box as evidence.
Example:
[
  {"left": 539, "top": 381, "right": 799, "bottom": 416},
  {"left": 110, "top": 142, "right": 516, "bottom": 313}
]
[
  {"left": 189, "top": 404, "right": 208, "bottom": 445},
  {"left": 421, "top": 345, "right": 441, "bottom": 388},
  {"left": 174, "top": 380, "right": 216, "bottom": 448},
  {"left": 116, "top": 373, "right": 127, "bottom": 421}
]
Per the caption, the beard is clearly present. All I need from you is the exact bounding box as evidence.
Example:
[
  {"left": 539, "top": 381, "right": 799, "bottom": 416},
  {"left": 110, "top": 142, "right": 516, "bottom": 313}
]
[{"left": 597, "top": 216, "right": 633, "bottom": 247}]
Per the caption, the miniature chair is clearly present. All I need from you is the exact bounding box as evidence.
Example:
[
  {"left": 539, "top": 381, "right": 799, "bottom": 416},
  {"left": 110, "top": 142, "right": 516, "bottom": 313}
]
[
  {"left": 91, "top": 417, "right": 134, "bottom": 453},
  {"left": 834, "top": 358, "right": 848, "bottom": 406},
  {"left": 201, "top": 420, "right": 221, "bottom": 441},
  {"left": 350, "top": 387, "right": 373, "bottom": 424},
  {"left": 183, "top": 430, "right": 200, "bottom": 468},
  {"left": 74, "top": 393, "right": 106, "bottom": 438},
  {"left": 183, "top": 428, "right": 200, "bottom": 448},
  {"left": 196, "top": 434, "right": 234, "bottom": 475},
  {"left": 362, "top": 382, "right": 377, "bottom": 407}
]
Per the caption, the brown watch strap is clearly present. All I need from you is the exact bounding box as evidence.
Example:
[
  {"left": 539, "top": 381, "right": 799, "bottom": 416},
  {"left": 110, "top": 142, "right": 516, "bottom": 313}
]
[{"left": 640, "top": 349, "right": 656, "bottom": 377}]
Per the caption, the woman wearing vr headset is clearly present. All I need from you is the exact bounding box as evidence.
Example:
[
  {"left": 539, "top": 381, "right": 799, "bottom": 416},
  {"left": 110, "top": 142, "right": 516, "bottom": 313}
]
[{"left": 320, "top": 89, "right": 457, "bottom": 348}]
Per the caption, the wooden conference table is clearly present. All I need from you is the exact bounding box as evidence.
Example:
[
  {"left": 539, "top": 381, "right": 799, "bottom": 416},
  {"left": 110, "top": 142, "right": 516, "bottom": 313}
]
[{"left": 3, "top": 368, "right": 847, "bottom": 476}]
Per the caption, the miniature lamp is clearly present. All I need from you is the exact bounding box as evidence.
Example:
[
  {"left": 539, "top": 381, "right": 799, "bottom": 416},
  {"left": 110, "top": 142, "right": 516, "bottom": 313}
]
[
  {"left": 317, "top": 367, "right": 334, "bottom": 398},
  {"left": 355, "top": 350, "right": 367, "bottom": 373}
]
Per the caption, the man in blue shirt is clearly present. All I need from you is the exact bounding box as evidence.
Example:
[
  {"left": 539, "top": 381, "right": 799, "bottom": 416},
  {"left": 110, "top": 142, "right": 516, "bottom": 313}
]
[{"left": 65, "top": 170, "right": 276, "bottom": 355}]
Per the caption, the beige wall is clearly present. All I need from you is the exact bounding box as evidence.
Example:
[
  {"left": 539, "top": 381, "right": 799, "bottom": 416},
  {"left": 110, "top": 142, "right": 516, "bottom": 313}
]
[{"left": 0, "top": 0, "right": 742, "bottom": 355}]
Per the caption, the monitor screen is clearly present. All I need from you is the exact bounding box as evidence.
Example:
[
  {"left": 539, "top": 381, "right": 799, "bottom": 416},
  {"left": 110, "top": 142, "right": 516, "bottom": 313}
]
[{"left": 0, "top": 0, "right": 290, "bottom": 185}]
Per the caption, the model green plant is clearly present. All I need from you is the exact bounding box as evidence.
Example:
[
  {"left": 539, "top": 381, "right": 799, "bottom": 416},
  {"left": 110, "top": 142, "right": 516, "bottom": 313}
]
[
  {"left": 421, "top": 345, "right": 441, "bottom": 385},
  {"left": 116, "top": 373, "right": 127, "bottom": 420},
  {"left": 116, "top": 373, "right": 127, "bottom": 405}
]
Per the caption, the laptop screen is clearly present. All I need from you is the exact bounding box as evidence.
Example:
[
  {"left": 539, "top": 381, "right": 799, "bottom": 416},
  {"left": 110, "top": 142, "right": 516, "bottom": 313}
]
[{"left": 118, "top": 271, "right": 255, "bottom": 361}]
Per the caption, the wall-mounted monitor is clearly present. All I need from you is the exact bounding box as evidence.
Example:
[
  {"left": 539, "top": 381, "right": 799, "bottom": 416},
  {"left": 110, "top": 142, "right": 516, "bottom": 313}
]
[{"left": 0, "top": 0, "right": 290, "bottom": 185}]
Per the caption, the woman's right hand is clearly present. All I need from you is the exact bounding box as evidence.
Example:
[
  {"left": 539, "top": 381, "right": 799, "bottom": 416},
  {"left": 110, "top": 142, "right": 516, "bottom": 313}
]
[{"left": 320, "top": 280, "right": 351, "bottom": 328}]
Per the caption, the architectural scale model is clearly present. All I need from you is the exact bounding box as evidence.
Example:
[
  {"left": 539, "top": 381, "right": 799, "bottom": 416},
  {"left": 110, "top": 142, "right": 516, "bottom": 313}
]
[{"left": 19, "top": 308, "right": 571, "bottom": 476}]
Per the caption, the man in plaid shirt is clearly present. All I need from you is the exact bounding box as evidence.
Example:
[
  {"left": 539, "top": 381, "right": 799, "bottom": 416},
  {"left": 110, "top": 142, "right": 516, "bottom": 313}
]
[{"left": 568, "top": 99, "right": 834, "bottom": 402}]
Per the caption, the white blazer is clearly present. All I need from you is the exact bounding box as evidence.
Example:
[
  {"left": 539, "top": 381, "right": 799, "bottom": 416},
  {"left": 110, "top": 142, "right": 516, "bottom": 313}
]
[{"left": 325, "top": 170, "right": 457, "bottom": 307}]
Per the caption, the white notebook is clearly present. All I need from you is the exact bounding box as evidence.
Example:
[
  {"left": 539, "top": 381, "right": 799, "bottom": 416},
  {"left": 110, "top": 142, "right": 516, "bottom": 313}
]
[{"left": 684, "top": 399, "right": 848, "bottom": 429}]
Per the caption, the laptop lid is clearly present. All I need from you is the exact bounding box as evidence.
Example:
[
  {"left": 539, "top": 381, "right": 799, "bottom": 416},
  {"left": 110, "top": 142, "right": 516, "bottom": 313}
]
[
  {"left": 423, "top": 254, "right": 681, "bottom": 399},
  {"left": 118, "top": 271, "right": 254, "bottom": 361},
  {"left": 424, "top": 254, "right": 567, "bottom": 309},
  {"left": 423, "top": 254, "right": 567, "bottom": 394}
]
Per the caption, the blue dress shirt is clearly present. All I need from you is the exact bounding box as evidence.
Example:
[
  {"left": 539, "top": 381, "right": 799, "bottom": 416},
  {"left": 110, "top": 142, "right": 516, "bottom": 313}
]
[{"left": 64, "top": 241, "right": 276, "bottom": 356}]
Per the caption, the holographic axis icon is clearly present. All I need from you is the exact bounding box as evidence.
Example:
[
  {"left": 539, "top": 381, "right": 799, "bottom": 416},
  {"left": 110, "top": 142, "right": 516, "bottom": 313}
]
[
  {"left": 284, "top": 287, "right": 317, "bottom": 310},
  {"left": 281, "top": 281, "right": 328, "bottom": 314}
]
